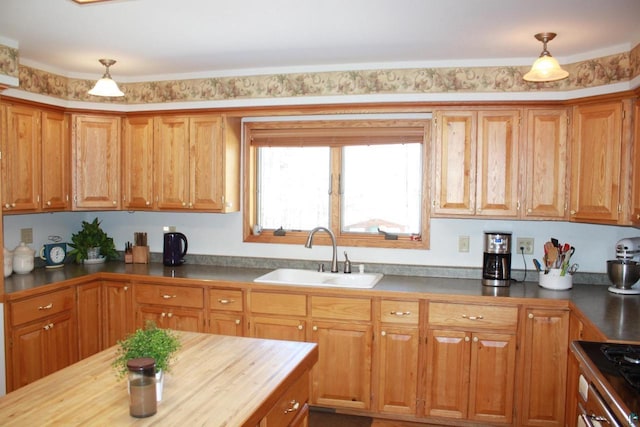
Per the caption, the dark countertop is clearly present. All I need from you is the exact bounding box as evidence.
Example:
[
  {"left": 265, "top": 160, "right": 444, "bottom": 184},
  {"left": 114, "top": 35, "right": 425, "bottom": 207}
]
[{"left": 4, "top": 262, "right": 639, "bottom": 343}]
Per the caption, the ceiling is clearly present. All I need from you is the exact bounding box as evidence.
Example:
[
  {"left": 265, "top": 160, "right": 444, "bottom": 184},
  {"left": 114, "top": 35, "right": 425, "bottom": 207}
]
[{"left": 1, "top": 0, "right": 640, "bottom": 81}]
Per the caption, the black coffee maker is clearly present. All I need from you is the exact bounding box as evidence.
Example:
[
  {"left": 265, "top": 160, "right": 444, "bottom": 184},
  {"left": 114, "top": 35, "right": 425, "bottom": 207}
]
[
  {"left": 163, "top": 232, "right": 188, "bottom": 266},
  {"left": 482, "top": 232, "right": 511, "bottom": 287}
]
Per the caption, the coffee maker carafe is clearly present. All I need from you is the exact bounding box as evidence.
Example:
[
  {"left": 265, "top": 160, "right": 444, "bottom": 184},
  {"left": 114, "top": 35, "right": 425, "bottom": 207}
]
[
  {"left": 163, "top": 232, "right": 188, "bottom": 266},
  {"left": 482, "top": 232, "right": 511, "bottom": 287}
]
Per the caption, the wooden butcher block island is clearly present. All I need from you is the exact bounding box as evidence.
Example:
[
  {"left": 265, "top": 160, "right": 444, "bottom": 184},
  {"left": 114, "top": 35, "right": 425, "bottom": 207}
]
[{"left": 0, "top": 332, "right": 318, "bottom": 426}]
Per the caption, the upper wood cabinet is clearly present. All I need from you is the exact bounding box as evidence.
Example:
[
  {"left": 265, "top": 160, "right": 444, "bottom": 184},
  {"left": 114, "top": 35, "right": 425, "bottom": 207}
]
[
  {"left": 630, "top": 99, "right": 640, "bottom": 226},
  {"left": 122, "top": 116, "right": 154, "bottom": 210},
  {"left": 521, "top": 108, "right": 569, "bottom": 220},
  {"left": 41, "top": 110, "right": 71, "bottom": 211},
  {"left": 1, "top": 104, "right": 41, "bottom": 212},
  {"left": 570, "top": 101, "right": 625, "bottom": 224},
  {"left": 153, "top": 115, "right": 240, "bottom": 212},
  {"left": 72, "top": 114, "right": 121, "bottom": 210},
  {"left": 432, "top": 109, "right": 520, "bottom": 217}
]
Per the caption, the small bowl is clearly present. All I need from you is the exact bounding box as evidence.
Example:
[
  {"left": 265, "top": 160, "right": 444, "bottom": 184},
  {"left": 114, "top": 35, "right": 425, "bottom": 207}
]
[{"left": 607, "top": 260, "right": 640, "bottom": 289}]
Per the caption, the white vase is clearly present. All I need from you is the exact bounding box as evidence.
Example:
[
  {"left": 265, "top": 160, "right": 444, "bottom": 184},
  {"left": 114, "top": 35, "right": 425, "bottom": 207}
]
[{"left": 156, "top": 369, "right": 164, "bottom": 401}]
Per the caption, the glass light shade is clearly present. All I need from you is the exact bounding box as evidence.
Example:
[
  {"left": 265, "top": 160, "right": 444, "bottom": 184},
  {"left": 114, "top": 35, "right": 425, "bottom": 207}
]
[
  {"left": 88, "top": 77, "right": 124, "bottom": 97},
  {"left": 523, "top": 54, "right": 569, "bottom": 82}
]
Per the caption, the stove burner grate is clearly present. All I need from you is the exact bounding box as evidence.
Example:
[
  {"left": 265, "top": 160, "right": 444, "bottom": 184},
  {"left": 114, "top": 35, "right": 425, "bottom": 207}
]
[{"left": 601, "top": 344, "right": 640, "bottom": 391}]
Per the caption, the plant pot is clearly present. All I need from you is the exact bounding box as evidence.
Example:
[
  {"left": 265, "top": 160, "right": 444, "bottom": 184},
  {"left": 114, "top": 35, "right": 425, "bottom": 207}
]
[
  {"left": 156, "top": 369, "right": 164, "bottom": 401},
  {"left": 86, "top": 247, "right": 101, "bottom": 260}
]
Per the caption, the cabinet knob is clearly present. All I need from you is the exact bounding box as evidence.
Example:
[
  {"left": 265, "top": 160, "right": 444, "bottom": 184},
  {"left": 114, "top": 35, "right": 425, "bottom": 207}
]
[
  {"left": 112, "top": 200, "right": 117, "bottom": 205},
  {"left": 570, "top": 210, "right": 576, "bottom": 215},
  {"left": 312, "top": 326, "right": 318, "bottom": 331},
  {"left": 473, "top": 336, "right": 478, "bottom": 343},
  {"left": 182, "top": 201, "right": 187, "bottom": 207},
  {"left": 3, "top": 203, "right": 9, "bottom": 209},
  {"left": 381, "top": 331, "right": 386, "bottom": 336},
  {"left": 124, "top": 286, "right": 128, "bottom": 291},
  {"left": 528, "top": 313, "right": 534, "bottom": 319},
  {"left": 46, "top": 200, "right": 52, "bottom": 206},
  {"left": 235, "top": 319, "right": 241, "bottom": 325},
  {"left": 464, "top": 336, "right": 470, "bottom": 342},
  {"left": 167, "top": 312, "right": 173, "bottom": 318},
  {"left": 10, "top": 203, "right": 15, "bottom": 208},
  {"left": 145, "top": 200, "right": 151, "bottom": 206},
  {"left": 161, "top": 312, "right": 166, "bottom": 318},
  {"left": 297, "top": 324, "right": 303, "bottom": 330}
]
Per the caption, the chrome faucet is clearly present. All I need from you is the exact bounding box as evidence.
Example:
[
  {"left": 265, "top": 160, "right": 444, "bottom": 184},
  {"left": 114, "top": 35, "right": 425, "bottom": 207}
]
[{"left": 305, "top": 226, "right": 338, "bottom": 273}]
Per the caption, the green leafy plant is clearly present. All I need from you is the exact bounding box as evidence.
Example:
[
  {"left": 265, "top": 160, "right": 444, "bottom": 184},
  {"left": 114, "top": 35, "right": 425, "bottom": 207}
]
[
  {"left": 112, "top": 321, "right": 181, "bottom": 379},
  {"left": 68, "top": 217, "right": 118, "bottom": 263}
]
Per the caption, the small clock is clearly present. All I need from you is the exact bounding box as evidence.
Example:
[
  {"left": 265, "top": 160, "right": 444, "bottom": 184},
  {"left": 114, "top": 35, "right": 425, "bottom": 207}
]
[{"left": 40, "top": 243, "right": 67, "bottom": 268}]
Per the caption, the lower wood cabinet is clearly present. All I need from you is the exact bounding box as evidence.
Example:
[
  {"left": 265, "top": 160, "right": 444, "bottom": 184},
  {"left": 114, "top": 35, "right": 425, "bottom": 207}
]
[
  {"left": 518, "top": 307, "right": 569, "bottom": 427},
  {"left": 102, "top": 279, "right": 134, "bottom": 347},
  {"left": 77, "top": 281, "right": 102, "bottom": 359},
  {"left": 6, "top": 287, "right": 78, "bottom": 392},
  {"left": 208, "top": 288, "right": 244, "bottom": 336},
  {"left": 249, "top": 291, "right": 307, "bottom": 341},
  {"left": 133, "top": 282, "right": 206, "bottom": 332},
  {"left": 424, "top": 302, "right": 517, "bottom": 424}
]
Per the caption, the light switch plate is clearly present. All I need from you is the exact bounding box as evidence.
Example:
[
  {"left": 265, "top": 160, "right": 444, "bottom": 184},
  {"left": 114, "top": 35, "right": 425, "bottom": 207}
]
[
  {"left": 458, "top": 235, "right": 470, "bottom": 253},
  {"left": 20, "top": 228, "right": 33, "bottom": 244}
]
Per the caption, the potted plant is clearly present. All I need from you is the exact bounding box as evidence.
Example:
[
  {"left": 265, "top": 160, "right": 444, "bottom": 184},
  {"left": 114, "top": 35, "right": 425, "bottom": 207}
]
[
  {"left": 112, "top": 321, "right": 181, "bottom": 400},
  {"left": 68, "top": 217, "right": 119, "bottom": 263}
]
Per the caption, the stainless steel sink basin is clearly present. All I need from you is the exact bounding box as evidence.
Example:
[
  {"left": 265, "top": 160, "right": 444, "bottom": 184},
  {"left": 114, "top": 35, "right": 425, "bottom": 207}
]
[{"left": 253, "top": 268, "right": 383, "bottom": 288}]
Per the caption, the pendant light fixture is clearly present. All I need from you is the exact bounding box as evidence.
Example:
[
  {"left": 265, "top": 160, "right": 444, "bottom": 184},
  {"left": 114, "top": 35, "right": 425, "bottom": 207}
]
[
  {"left": 523, "top": 32, "right": 569, "bottom": 82},
  {"left": 88, "top": 58, "right": 124, "bottom": 97}
]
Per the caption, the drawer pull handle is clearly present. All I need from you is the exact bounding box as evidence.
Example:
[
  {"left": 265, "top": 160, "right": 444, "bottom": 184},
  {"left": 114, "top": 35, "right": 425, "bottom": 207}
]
[
  {"left": 38, "top": 303, "right": 53, "bottom": 311},
  {"left": 390, "top": 311, "right": 411, "bottom": 316},
  {"left": 284, "top": 400, "right": 300, "bottom": 414},
  {"left": 218, "top": 299, "right": 235, "bottom": 304},
  {"left": 43, "top": 322, "right": 54, "bottom": 330},
  {"left": 162, "top": 294, "right": 177, "bottom": 299},
  {"left": 462, "top": 314, "right": 483, "bottom": 320}
]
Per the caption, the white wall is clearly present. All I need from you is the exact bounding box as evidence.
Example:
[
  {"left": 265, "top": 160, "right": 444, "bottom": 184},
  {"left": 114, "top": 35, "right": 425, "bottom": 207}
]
[{"left": 3, "top": 211, "right": 635, "bottom": 273}]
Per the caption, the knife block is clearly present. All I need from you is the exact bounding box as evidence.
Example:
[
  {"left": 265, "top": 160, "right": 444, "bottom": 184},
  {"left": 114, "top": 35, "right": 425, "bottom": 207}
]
[{"left": 132, "top": 246, "right": 149, "bottom": 264}]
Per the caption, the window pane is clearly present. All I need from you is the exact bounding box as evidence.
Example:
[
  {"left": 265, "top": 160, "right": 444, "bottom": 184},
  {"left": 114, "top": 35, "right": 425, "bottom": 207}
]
[
  {"left": 257, "top": 146, "right": 330, "bottom": 230},
  {"left": 342, "top": 144, "right": 422, "bottom": 235}
]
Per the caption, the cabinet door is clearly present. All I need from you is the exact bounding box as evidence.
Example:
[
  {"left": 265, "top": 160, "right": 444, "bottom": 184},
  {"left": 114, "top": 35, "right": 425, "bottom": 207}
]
[
  {"left": 10, "top": 311, "right": 77, "bottom": 391},
  {"left": 41, "top": 110, "right": 70, "bottom": 211},
  {"left": 190, "top": 115, "right": 224, "bottom": 210},
  {"left": 122, "top": 116, "right": 154, "bottom": 209},
  {"left": 210, "top": 313, "right": 245, "bottom": 336},
  {"left": 102, "top": 280, "right": 133, "bottom": 348},
  {"left": 432, "top": 111, "right": 476, "bottom": 215},
  {"left": 2, "top": 104, "right": 41, "bottom": 212},
  {"left": 154, "top": 116, "right": 190, "bottom": 209},
  {"left": 72, "top": 114, "right": 121, "bottom": 210},
  {"left": 522, "top": 108, "right": 569, "bottom": 219},
  {"left": 424, "top": 329, "right": 469, "bottom": 419},
  {"left": 468, "top": 332, "right": 516, "bottom": 424},
  {"left": 519, "top": 308, "right": 569, "bottom": 427},
  {"left": 250, "top": 316, "right": 306, "bottom": 341},
  {"left": 570, "top": 102, "right": 623, "bottom": 223},
  {"left": 77, "top": 281, "right": 102, "bottom": 359},
  {"left": 631, "top": 100, "right": 640, "bottom": 225},
  {"left": 377, "top": 325, "right": 419, "bottom": 415},
  {"left": 310, "top": 320, "right": 372, "bottom": 410},
  {"left": 475, "top": 110, "right": 520, "bottom": 217},
  {"left": 136, "top": 305, "right": 205, "bottom": 332}
]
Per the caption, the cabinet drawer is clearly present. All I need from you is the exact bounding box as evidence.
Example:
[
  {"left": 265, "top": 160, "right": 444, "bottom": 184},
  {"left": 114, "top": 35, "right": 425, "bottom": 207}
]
[
  {"left": 380, "top": 300, "right": 419, "bottom": 324},
  {"left": 134, "top": 283, "right": 204, "bottom": 308},
  {"left": 250, "top": 292, "right": 307, "bottom": 317},
  {"left": 311, "top": 296, "right": 371, "bottom": 321},
  {"left": 10, "top": 288, "right": 75, "bottom": 326},
  {"left": 209, "top": 289, "right": 243, "bottom": 312},
  {"left": 263, "top": 372, "right": 309, "bottom": 427},
  {"left": 428, "top": 302, "right": 517, "bottom": 330}
]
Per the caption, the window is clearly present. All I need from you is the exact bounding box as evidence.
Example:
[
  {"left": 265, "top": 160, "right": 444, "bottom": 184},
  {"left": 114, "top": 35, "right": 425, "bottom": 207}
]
[{"left": 244, "top": 117, "right": 431, "bottom": 249}]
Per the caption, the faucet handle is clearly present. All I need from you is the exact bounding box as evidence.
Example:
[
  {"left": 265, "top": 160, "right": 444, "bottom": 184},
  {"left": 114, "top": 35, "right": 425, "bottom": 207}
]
[
  {"left": 343, "top": 251, "right": 352, "bottom": 274},
  {"left": 317, "top": 263, "right": 325, "bottom": 272}
]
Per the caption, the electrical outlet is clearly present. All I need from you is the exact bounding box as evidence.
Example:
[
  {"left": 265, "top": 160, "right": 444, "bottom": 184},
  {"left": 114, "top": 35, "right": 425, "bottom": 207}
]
[
  {"left": 163, "top": 226, "right": 177, "bottom": 232},
  {"left": 517, "top": 237, "right": 534, "bottom": 255},
  {"left": 20, "top": 228, "right": 33, "bottom": 244},
  {"left": 458, "top": 235, "right": 470, "bottom": 252}
]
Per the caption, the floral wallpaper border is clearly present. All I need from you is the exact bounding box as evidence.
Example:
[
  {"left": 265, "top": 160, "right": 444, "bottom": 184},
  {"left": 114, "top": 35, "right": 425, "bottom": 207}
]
[{"left": 3, "top": 42, "right": 640, "bottom": 104}]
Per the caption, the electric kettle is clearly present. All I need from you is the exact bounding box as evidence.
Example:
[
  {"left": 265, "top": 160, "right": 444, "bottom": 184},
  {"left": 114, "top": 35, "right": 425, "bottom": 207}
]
[{"left": 163, "top": 232, "right": 188, "bottom": 266}]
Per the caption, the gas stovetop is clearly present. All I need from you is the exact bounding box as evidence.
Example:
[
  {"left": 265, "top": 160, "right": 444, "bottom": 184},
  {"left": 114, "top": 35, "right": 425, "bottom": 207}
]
[{"left": 573, "top": 341, "right": 640, "bottom": 423}]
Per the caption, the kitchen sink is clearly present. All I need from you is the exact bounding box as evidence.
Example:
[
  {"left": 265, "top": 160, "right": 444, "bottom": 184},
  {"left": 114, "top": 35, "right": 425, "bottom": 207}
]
[{"left": 253, "top": 268, "right": 383, "bottom": 288}]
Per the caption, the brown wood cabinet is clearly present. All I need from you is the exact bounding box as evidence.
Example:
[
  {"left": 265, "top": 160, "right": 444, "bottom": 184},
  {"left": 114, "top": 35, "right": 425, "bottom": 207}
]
[
  {"left": 424, "top": 302, "right": 517, "bottom": 424},
  {"left": 249, "top": 291, "right": 307, "bottom": 341},
  {"left": 1, "top": 103, "right": 41, "bottom": 212},
  {"left": 522, "top": 108, "right": 569, "bottom": 219},
  {"left": 310, "top": 295, "right": 373, "bottom": 411},
  {"left": 41, "top": 110, "right": 70, "bottom": 211},
  {"left": 375, "top": 299, "right": 420, "bottom": 416},
  {"left": 102, "top": 279, "right": 134, "bottom": 348},
  {"left": 76, "top": 281, "right": 102, "bottom": 359},
  {"left": 122, "top": 116, "right": 154, "bottom": 210},
  {"left": 432, "top": 109, "right": 520, "bottom": 217},
  {"left": 570, "top": 102, "right": 625, "bottom": 224},
  {"left": 154, "top": 115, "right": 240, "bottom": 212},
  {"left": 631, "top": 99, "right": 640, "bottom": 226},
  {"left": 518, "top": 307, "right": 569, "bottom": 427},
  {"left": 6, "top": 287, "right": 78, "bottom": 392},
  {"left": 72, "top": 114, "right": 121, "bottom": 210},
  {"left": 133, "top": 282, "right": 206, "bottom": 332},
  {"left": 208, "top": 288, "right": 245, "bottom": 336}
]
